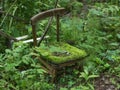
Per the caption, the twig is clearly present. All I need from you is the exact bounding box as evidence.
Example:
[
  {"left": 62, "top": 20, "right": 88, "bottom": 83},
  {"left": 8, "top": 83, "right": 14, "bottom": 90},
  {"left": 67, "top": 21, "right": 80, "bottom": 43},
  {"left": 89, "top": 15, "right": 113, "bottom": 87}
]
[
  {"left": 38, "top": 0, "right": 59, "bottom": 46},
  {"left": 0, "top": 10, "right": 28, "bottom": 24},
  {"left": 0, "top": 0, "right": 17, "bottom": 27},
  {"left": 0, "top": 29, "right": 17, "bottom": 41}
]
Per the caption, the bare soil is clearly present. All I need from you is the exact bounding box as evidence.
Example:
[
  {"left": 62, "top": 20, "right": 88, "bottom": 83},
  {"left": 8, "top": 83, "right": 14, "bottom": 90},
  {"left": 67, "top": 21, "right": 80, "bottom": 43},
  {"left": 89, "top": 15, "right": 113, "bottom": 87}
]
[{"left": 94, "top": 74, "right": 120, "bottom": 90}]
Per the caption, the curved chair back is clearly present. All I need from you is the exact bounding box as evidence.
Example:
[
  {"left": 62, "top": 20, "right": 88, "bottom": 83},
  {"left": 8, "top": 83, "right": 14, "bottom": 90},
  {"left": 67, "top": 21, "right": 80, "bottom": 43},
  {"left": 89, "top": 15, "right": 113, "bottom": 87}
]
[{"left": 31, "top": 8, "right": 66, "bottom": 46}]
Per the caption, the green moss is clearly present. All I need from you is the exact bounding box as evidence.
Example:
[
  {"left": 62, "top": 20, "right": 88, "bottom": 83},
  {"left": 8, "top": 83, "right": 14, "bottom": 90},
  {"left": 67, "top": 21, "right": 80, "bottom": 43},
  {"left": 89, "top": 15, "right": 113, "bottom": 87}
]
[{"left": 35, "top": 43, "right": 87, "bottom": 64}]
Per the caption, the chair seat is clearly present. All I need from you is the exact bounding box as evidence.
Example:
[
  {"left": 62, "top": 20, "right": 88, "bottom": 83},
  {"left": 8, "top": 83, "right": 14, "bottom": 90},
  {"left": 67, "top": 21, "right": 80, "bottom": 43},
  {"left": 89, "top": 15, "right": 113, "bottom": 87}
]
[{"left": 35, "top": 43, "right": 87, "bottom": 64}]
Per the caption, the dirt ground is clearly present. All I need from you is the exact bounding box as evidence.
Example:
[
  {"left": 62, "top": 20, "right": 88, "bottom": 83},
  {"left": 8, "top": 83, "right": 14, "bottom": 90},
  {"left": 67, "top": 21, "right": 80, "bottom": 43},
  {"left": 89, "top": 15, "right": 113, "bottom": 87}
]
[{"left": 94, "top": 74, "right": 120, "bottom": 90}]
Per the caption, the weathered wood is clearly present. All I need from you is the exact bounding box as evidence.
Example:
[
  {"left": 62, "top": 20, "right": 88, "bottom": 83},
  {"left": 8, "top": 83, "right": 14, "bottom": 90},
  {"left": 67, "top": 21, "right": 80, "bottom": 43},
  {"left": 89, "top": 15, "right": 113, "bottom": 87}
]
[
  {"left": 22, "top": 36, "right": 49, "bottom": 43},
  {"left": 37, "top": 17, "right": 53, "bottom": 46},
  {"left": 35, "top": 0, "right": 60, "bottom": 46},
  {"left": 31, "top": 8, "right": 66, "bottom": 25},
  {"left": 31, "top": 8, "right": 66, "bottom": 46},
  {"left": 37, "top": 57, "right": 54, "bottom": 72},
  {"left": 58, "top": 58, "right": 84, "bottom": 68},
  {"left": 16, "top": 35, "right": 28, "bottom": 40},
  {"left": 36, "top": 56, "right": 86, "bottom": 83},
  {"left": 31, "top": 24, "right": 37, "bottom": 46},
  {"left": 30, "top": 6, "right": 86, "bottom": 82},
  {"left": 56, "top": 14, "right": 60, "bottom": 42},
  {"left": 40, "top": 66, "right": 53, "bottom": 75}
]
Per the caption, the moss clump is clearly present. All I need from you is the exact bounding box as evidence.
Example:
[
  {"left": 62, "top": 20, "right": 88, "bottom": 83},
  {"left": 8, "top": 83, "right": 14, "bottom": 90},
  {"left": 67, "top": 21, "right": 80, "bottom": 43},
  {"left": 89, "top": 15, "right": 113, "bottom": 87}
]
[{"left": 35, "top": 43, "right": 87, "bottom": 64}]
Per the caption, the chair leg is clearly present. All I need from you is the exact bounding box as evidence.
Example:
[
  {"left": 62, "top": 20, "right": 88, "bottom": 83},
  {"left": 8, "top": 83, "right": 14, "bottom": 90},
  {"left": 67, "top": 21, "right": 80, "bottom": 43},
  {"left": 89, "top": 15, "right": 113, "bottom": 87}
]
[{"left": 51, "top": 69, "right": 57, "bottom": 83}]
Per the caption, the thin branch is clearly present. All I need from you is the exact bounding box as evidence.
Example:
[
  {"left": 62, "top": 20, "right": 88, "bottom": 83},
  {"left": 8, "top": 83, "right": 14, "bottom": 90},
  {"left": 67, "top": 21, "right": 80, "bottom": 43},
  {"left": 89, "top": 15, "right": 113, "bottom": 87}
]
[
  {"left": 38, "top": 0, "right": 59, "bottom": 46},
  {"left": 0, "top": 10, "right": 28, "bottom": 24},
  {"left": 0, "top": 29, "right": 18, "bottom": 41}
]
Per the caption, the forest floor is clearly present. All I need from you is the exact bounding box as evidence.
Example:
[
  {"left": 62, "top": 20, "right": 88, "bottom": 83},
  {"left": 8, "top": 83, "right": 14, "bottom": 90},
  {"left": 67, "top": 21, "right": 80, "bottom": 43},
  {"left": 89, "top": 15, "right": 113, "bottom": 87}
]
[{"left": 94, "top": 73, "right": 120, "bottom": 90}]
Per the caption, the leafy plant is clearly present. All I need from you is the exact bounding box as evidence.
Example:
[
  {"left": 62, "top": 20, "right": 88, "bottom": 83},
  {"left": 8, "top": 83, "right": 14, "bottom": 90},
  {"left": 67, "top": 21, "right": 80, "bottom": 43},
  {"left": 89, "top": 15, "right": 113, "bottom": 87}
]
[
  {"left": 0, "top": 1, "right": 120, "bottom": 89},
  {"left": 61, "top": 17, "right": 83, "bottom": 45},
  {"left": 0, "top": 42, "right": 54, "bottom": 90},
  {"left": 79, "top": 67, "right": 99, "bottom": 82}
]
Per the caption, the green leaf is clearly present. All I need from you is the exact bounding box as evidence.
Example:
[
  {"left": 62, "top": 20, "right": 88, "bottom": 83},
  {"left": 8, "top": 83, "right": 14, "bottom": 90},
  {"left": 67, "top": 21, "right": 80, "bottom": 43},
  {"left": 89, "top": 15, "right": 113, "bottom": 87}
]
[
  {"left": 88, "top": 75, "right": 99, "bottom": 79},
  {"left": 22, "top": 59, "right": 29, "bottom": 65},
  {"left": 88, "top": 83, "right": 94, "bottom": 90},
  {"left": 60, "top": 88, "right": 68, "bottom": 90},
  {"left": 109, "top": 42, "right": 119, "bottom": 46},
  {"left": 27, "top": 75, "right": 35, "bottom": 79},
  {"left": 116, "top": 34, "right": 120, "bottom": 39},
  {"left": 37, "top": 69, "right": 46, "bottom": 74},
  {"left": 104, "top": 63, "right": 110, "bottom": 68},
  {"left": 0, "top": 65, "right": 3, "bottom": 68}
]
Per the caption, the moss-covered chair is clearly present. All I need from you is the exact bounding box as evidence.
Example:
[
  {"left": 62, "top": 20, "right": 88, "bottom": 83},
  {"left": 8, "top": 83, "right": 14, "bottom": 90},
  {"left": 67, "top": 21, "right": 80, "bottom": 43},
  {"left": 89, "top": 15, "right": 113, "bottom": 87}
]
[{"left": 31, "top": 8, "right": 87, "bottom": 81}]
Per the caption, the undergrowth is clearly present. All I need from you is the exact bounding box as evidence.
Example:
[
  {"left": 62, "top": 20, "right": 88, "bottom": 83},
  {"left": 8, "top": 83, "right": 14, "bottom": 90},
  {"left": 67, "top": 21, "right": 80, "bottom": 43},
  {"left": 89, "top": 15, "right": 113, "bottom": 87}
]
[{"left": 0, "top": 1, "right": 120, "bottom": 90}]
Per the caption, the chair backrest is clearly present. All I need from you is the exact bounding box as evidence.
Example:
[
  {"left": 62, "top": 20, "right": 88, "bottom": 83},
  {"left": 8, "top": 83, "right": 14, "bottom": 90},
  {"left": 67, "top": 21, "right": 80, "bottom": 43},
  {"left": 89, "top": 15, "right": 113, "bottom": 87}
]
[{"left": 31, "top": 8, "right": 66, "bottom": 46}]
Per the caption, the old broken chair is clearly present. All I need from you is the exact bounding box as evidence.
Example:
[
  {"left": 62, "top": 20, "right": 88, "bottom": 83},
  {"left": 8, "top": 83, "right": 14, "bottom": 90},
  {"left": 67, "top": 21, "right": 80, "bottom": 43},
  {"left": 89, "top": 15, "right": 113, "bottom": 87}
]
[
  {"left": 31, "top": 8, "right": 87, "bottom": 81},
  {"left": 0, "top": 10, "right": 49, "bottom": 46}
]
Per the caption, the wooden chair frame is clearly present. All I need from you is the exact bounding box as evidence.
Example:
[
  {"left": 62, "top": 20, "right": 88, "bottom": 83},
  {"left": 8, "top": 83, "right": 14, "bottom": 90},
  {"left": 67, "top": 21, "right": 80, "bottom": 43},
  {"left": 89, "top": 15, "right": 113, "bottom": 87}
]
[
  {"left": 31, "top": 8, "right": 66, "bottom": 46},
  {"left": 31, "top": 8, "right": 85, "bottom": 82}
]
